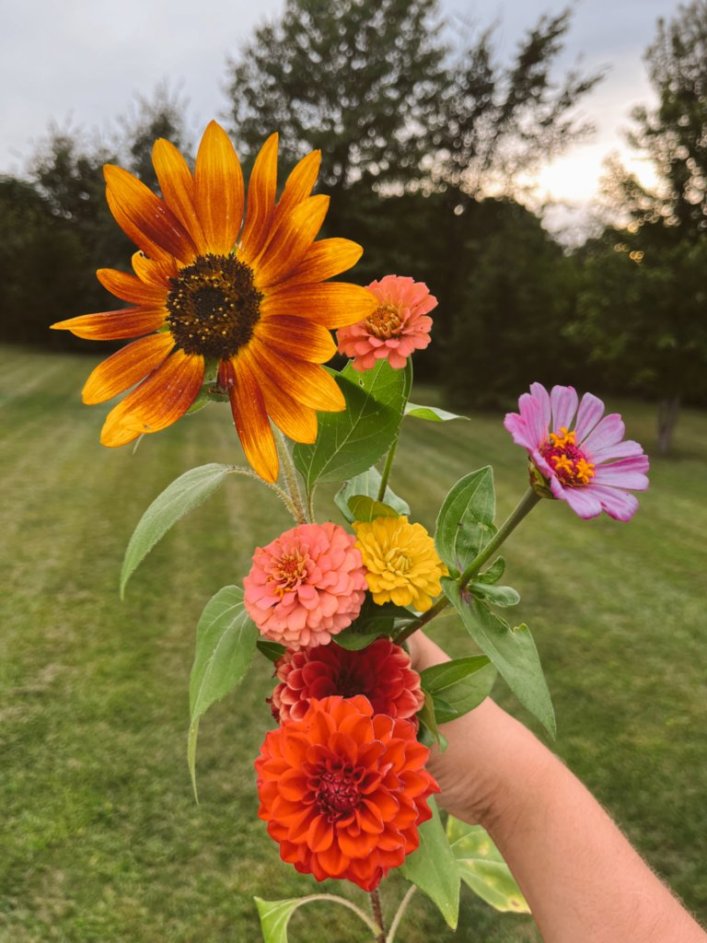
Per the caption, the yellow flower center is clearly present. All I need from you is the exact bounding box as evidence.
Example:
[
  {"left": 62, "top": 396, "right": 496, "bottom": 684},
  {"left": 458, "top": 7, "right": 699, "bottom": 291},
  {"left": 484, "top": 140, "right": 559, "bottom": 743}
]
[
  {"left": 540, "top": 426, "right": 596, "bottom": 487},
  {"left": 166, "top": 253, "right": 262, "bottom": 358},
  {"left": 271, "top": 550, "right": 308, "bottom": 596},
  {"left": 365, "top": 303, "right": 403, "bottom": 340}
]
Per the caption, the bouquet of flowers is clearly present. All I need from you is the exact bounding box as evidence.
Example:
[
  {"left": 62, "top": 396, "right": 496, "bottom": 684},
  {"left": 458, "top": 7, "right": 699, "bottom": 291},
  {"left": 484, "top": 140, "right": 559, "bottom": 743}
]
[{"left": 52, "top": 121, "right": 649, "bottom": 941}]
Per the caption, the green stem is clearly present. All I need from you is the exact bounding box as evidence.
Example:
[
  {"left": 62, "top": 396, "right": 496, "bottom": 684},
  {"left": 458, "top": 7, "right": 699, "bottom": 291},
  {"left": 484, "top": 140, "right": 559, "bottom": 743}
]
[
  {"left": 287, "top": 894, "right": 380, "bottom": 936},
  {"left": 226, "top": 464, "right": 299, "bottom": 521},
  {"left": 458, "top": 487, "right": 540, "bottom": 589},
  {"left": 386, "top": 886, "right": 416, "bottom": 943},
  {"left": 377, "top": 436, "right": 399, "bottom": 502},
  {"left": 275, "top": 431, "right": 308, "bottom": 524},
  {"left": 395, "top": 488, "right": 540, "bottom": 646}
]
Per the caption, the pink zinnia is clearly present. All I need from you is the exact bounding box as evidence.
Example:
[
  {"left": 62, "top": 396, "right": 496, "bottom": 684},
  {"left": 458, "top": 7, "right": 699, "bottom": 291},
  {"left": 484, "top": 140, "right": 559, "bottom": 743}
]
[
  {"left": 244, "top": 522, "right": 367, "bottom": 649},
  {"left": 336, "top": 274, "right": 437, "bottom": 371},
  {"left": 270, "top": 638, "right": 425, "bottom": 723},
  {"left": 504, "top": 383, "right": 650, "bottom": 521}
]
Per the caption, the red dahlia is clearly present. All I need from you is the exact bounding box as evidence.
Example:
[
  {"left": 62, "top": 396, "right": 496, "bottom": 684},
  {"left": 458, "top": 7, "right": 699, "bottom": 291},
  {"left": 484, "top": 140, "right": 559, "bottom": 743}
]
[
  {"left": 255, "top": 695, "right": 439, "bottom": 891},
  {"left": 270, "top": 638, "right": 425, "bottom": 723}
]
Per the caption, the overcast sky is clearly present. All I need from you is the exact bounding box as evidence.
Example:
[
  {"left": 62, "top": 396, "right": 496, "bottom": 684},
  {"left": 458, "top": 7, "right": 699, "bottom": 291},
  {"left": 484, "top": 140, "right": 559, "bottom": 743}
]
[{"left": 1, "top": 0, "right": 683, "bottom": 214}]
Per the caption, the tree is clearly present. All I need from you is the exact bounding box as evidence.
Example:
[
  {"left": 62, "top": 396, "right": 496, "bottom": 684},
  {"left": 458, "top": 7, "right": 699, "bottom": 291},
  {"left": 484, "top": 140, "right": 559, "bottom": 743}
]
[{"left": 574, "top": 2, "right": 707, "bottom": 453}]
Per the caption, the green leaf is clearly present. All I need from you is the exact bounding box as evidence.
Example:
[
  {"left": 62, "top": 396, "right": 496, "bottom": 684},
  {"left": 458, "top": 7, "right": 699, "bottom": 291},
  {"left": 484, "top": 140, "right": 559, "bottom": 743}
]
[
  {"left": 447, "top": 818, "right": 530, "bottom": 914},
  {"left": 405, "top": 402, "right": 469, "bottom": 422},
  {"left": 435, "top": 467, "right": 496, "bottom": 575},
  {"left": 257, "top": 640, "right": 286, "bottom": 663},
  {"left": 120, "top": 463, "right": 233, "bottom": 597},
  {"left": 443, "top": 581, "right": 556, "bottom": 737},
  {"left": 347, "top": 494, "right": 400, "bottom": 522},
  {"left": 254, "top": 897, "right": 307, "bottom": 943},
  {"left": 421, "top": 656, "right": 497, "bottom": 723},
  {"left": 417, "top": 690, "right": 445, "bottom": 747},
  {"left": 476, "top": 557, "right": 506, "bottom": 584},
  {"left": 188, "top": 586, "right": 258, "bottom": 797},
  {"left": 334, "top": 599, "right": 413, "bottom": 650},
  {"left": 401, "top": 797, "right": 460, "bottom": 929},
  {"left": 334, "top": 465, "right": 410, "bottom": 522},
  {"left": 470, "top": 582, "right": 521, "bottom": 607},
  {"left": 293, "top": 360, "right": 411, "bottom": 493}
]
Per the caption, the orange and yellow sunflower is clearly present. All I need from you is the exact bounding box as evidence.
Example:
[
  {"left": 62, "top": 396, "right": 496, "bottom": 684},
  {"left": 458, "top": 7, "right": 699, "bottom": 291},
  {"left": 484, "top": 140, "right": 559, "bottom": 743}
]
[{"left": 51, "top": 121, "right": 376, "bottom": 481}]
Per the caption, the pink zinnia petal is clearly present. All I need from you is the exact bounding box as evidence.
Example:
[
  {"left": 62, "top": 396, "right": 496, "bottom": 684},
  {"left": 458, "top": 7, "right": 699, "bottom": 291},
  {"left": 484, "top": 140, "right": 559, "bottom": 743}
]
[
  {"left": 583, "top": 413, "right": 626, "bottom": 453},
  {"left": 575, "top": 392, "right": 605, "bottom": 441},
  {"left": 550, "top": 385, "right": 578, "bottom": 432}
]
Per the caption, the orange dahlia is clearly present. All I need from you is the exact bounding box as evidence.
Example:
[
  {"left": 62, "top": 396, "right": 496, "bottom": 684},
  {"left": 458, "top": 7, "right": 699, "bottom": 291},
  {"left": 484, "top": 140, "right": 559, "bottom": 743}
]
[
  {"left": 51, "top": 121, "right": 376, "bottom": 482},
  {"left": 270, "top": 638, "right": 425, "bottom": 723},
  {"left": 256, "top": 695, "right": 438, "bottom": 891}
]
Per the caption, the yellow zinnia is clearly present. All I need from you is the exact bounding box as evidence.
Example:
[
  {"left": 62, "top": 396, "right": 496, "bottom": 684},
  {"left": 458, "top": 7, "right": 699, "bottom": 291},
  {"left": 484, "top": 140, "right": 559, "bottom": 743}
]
[
  {"left": 51, "top": 121, "right": 376, "bottom": 482},
  {"left": 353, "top": 516, "right": 446, "bottom": 612}
]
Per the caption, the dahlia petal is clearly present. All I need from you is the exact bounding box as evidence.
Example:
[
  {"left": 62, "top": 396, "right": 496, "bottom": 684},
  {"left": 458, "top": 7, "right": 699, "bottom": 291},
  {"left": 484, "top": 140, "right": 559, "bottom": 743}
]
[
  {"left": 317, "top": 844, "right": 349, "bottom": 876},
  {"left": 254, "top": 194, "right": 330, "bottom": 288},
  {"left": 194, "top": 120, "right": 244, "bottom": 254},
  {"left": 550, "top": 385, "right": 578, "bottom": 432},
  {"left": 219, "top": 355, "right": 279, "bottom": 483},
  {"left": 96, "top": 268, "right": 168, "bottom": 306},
  {"left": 82, "top": 333, "right": 175, "bottom": 404},
  {"left": 239, "top": 132, "right": 278, "bottom": 263},
  {"left": 255, "top": 315, "right": 336, "bottom": 364},
  {"left": 100, "top": 349, "right": 203, "bottom": 447},
  {"left": 307, "top": 815, "right": 334, "bottom": 853},
  {"left": 575, "top": 392, "right": 605, "bottom": 441},
  {"left": 583, "top": 413, "right": 626, "bottom": 453},
  {"left": 287, "top": 238, "right": 363, "bottom": 284},
  {"left": 251, "top": 340, "right": 345, "bottom": 413},
  {"left": 50, "top": 308, "right": 166, "bottom": 340},
  {"left": 104, "top": 164, "right": 197, "bottom": 263},
  {"left": 151, "top": 138, "right": 208, "bottom": 253},
  {"left": 262, "top": 282, "right": 377, "bottom": 328},
  {"left": 586, "top": 485, "right": 640, "bottom": 522}
]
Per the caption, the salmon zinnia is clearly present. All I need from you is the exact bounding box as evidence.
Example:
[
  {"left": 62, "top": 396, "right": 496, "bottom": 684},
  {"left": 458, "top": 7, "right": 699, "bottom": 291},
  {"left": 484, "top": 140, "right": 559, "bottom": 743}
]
[
  {"left": 256, "top": 695, "right": 438, "bottom": 891},
  {"left": 51, "top": 121, "right": 376, "bottom": 482}
]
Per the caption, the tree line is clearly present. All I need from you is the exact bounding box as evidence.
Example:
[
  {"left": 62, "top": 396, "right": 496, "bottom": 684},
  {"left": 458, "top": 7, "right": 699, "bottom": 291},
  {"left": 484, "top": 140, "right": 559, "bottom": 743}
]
[{"left": 1, "top": 0, "right": 705, "bottom": 453}]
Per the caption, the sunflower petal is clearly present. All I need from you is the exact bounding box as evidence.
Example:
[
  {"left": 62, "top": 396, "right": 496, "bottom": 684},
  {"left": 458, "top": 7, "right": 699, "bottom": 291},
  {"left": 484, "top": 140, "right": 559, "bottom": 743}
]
[
  {"left": 262, "top": 282, "right": 377, "bottom": 328},
  {"left": 287, "top": 238, "right": 363, "bottom": 284},
  {"left": 239, "top": 132, "right": 279, "bottom": 264},
  {"left": 258, "top": 372, "right": 319, "bottom": 444},
  {"left": 255, "top": 316, "right": 336, "bottom": 364},
  {"left": 194, "top": 120, "right": 244, "bottom": 254},
  {"left": 82, "top": 333, "right": 175, "bottom": 404},
  {"left": 251, "top": 339, "right": 345, "bottom": 412},
  {"left": 51, "top": 308, "right": 166, "bottom": 340},
  {"left": 104, "top": 164, "right": 197, "bottom": 263},
  {"left": 277, "top": 150, "right": 321, "bottom": 217},
  {"left": 131, "top": 251, "right": 176, "bottom": 288},
  {"left": 220, "top": 355, "right": 279, "bottom": 482},
  {"left": 97, "top": 268, "right": 168, "bottom": 306},
  {"left": 254, "top": 194, "right": 330, "bottom": 288},
  {"left": 152, "top": 138, "right": 208, "bottom": 253},
  {"left": 100, "top": 349, "right": 203, "bottom": 446}
]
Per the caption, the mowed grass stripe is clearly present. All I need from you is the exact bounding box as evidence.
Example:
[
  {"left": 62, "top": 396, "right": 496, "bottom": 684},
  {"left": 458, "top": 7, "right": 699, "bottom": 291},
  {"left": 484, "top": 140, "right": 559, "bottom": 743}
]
[{"left": 1, "top": 346, "right": 705, "bottom": 942}]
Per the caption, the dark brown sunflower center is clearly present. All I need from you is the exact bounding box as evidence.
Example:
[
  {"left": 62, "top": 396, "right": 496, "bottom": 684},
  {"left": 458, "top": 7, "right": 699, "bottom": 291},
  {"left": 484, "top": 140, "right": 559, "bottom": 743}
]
[{"left": 166, "top": 254, "right": 262, "bottom": 359}]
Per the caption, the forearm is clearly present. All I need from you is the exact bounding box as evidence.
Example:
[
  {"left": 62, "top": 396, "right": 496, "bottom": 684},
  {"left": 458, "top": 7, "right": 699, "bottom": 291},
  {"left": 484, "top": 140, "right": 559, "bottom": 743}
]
[{"left": 408, "top": 632, "right": 706, "bottom": 943}]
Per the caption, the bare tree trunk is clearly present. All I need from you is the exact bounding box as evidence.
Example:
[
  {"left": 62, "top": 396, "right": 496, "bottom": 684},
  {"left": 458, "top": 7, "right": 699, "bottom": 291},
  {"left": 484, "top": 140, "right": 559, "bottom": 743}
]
[{"left": 657, "top": 396, "right": 680, "bottom": 455}]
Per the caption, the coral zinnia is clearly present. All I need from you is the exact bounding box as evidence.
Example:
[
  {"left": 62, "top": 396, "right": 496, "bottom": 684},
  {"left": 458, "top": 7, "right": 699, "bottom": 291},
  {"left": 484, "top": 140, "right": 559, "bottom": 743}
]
[
  {"left": 256, "top": 694, "right": 438, "bottom": 891},
  {"left": 244, "top": 522, "right": 367, "bottom": 649},
  {"left": 504, "top": 382, "right": 650, "bottom": 521},
  {"left": 353, "top": 516, "right": 446, "bottom": 612},
  {"left": 51, "top": 121, "right": 376, "bottom": 482},
  {"left": 336, "top": 274, "right": 437, "bottom": 371},
  {"left": 270, "top": 638, "right": 425, "bottom": 723}
]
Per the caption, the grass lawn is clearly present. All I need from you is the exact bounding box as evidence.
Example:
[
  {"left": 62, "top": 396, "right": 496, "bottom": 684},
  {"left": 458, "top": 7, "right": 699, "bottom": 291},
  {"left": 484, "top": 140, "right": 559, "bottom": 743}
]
[{"left": 1, "top": 345, "right": 705, "bottom": 942}]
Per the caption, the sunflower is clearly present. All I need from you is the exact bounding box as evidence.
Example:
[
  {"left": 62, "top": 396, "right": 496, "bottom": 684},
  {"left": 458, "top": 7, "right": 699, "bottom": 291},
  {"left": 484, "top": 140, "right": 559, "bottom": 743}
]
[{"left": 51, "top": 121, "right": 376, "bottom": 482}]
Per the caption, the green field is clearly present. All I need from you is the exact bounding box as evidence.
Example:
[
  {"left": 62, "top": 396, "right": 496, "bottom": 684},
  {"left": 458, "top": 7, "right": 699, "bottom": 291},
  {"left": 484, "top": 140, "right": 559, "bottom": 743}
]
[{"left": 1, "top": 346, "right": 706, "bottom": 942}]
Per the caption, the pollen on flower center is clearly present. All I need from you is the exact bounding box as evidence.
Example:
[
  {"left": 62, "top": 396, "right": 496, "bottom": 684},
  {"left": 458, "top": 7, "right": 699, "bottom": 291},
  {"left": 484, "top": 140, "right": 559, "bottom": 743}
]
[
  {"left": 540, "top": 427, "right": 596, "bottom": 487},
  {"left": 166, "top": 253, "right": 262, "bottom": 358},
  {"left": 314, "top": 765, "right": 362, "bottom": 820},
  {"left": 366, "top": 302, "right": 403, "bottom": 340},
  {"left": 271, "top": 551, "right": 309, "bottom": 594}
]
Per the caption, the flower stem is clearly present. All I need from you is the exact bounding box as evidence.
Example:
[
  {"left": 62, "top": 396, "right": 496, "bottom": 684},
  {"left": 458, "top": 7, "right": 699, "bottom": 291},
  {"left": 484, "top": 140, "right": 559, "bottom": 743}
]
[
  {"left": 385, "top": 885, "right": 416, "bottom": 943},
  {"left": 458, "top": 487, "right": 540, "bottom": 589},
  {"left": 288, "top": 894, "right": 380, "bottom": 936},
  {"left": 370, "top": 889, "right": 386, "bottom": 943},
  {"left": 377, "top": 436, "right": 399, "bottom": 502},
  {"left": 275, "top": 431, "right": 308, "bottom": 524},
  {"left": 394, "top": 488, "right": 540, "bottom": 646}
]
